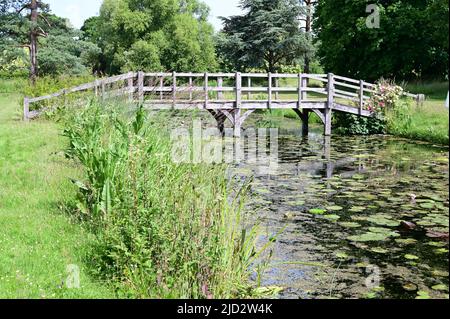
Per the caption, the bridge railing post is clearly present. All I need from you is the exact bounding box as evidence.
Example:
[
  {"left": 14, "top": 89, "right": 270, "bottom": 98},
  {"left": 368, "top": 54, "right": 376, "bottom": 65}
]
[
  {"left": 234, "top": 72, "right": 242, "bottom": 137},
  {"left": 127, "top": 72, "right": 134, "bottom": 102},
  {"left": 325, "top": 73, "right": 334, "bottom": 136},
  {"left": 235, "top": 72, "right": 242, "bottom": 109},
  {"left": 359, "top": 80, "right": 364, "bottom": 115},
  {"left": 23, "top": 97, "right": 29, "bottom": 122},
  {"left": 138, "top": 71, "right": 144, "bottom": 104},
  {"left": 172, "top": 71, "right": 177, "bottom": 109},
  {"left": 204, "top": 72, "right": 208, "bottom": 109},
  {"left": 268, "top": 72, "right": 272, "bottom": 109},
  {"left": 298, "top": 73, "right": 303, "bottom": 109}
]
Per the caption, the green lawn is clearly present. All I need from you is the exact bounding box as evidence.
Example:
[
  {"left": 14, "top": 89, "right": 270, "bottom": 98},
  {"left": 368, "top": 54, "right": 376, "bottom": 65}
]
[{"left": 0, "top": 93, "right": 114, "bottom": 298}]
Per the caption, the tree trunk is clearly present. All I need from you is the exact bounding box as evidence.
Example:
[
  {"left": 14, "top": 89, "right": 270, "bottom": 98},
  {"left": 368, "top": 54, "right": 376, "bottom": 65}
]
[
  {"left": 304, "top": 0, "right": 312, "bottom": 74},
  {"left": 29, "top": 0, "right": 38, "bottom": 85}
]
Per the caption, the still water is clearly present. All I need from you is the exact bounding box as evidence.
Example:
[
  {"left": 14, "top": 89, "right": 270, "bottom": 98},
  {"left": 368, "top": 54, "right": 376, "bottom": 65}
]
[{"left": 234, "top": 128, "right": 449, "bottom": 299}]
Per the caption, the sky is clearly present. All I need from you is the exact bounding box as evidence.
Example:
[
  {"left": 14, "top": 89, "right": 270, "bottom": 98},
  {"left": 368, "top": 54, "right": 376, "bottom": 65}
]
[{"left": 45, "top": 0, "right": 243, "bottom": 31}]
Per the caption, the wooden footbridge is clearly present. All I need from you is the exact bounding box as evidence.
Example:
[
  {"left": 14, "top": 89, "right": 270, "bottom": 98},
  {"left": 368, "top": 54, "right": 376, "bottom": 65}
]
[{"left": 24, "top": 71, "right": 423, "bottom": 137}]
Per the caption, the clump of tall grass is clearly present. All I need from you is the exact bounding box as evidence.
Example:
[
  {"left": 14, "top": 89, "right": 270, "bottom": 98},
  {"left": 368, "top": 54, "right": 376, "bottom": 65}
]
[
  {"left": 385, "top": 98, "right": 449, "bottom": 145},
  {"left": 62, "top": 100, "right": 260, "bottom": 298}
]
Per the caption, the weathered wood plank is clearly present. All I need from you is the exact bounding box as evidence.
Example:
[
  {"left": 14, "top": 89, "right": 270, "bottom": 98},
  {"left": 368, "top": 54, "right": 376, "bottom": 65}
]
[{"left": 235, "top": 72, "right": 242, "bottom": 109}]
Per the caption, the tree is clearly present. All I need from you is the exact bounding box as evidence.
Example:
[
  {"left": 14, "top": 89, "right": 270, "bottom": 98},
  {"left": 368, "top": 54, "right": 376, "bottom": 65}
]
[
  {"left": 0, "top": 0, "right": 51, "bottom": 83},
  {"left": 217, "top": 0, "right": 314, "bottom": 73},
  {"left": 314, "top": 0, "right": 449, "bottom": 81},
  {"left": 87, "top": 0, "right": 217, "bottom": 74},
  {"left": 298, "top": 0, "right": 317, "bottom": 74},
  {"left": 1, "top": 1, "right": 101, "bottom": 77}
]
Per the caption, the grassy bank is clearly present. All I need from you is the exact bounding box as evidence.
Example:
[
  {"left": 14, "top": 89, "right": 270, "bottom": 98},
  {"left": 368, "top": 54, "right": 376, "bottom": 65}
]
[
  {"left": 386, "top": 98, "right": 449, "bottom": 145},
  {"left": 0, "top": 93, "right": 115, "bottom": 298},
  {"left": 387, "top": 81, "right": 449, "bottom": 145},
  {"left": 61, "top": 101, "right": 258, "bottom": 298},
  {"left": 0, "top": 86, "right": 261, "bottom": 298}
]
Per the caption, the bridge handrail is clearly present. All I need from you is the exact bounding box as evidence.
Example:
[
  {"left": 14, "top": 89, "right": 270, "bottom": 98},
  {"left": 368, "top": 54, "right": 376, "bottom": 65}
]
[{"left": 23, "top": 71, "right": 423, "bottom": 121}]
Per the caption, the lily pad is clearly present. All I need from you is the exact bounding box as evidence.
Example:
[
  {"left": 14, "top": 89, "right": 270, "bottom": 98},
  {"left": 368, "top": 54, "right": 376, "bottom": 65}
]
[
  {"left": 404, "top": 254, "right": 419, "bottom": 260},
  {"left": 335, "top": 251, "right": 349, "bottom": 259},
  {"left": 347, "top": 232, "right": 390, "bottom": 242},
  {"left": 366, "top": 216, "right": 400, "bottom": 227},
  {"left": 324, "top": 214, "right": 340, "bottom": 221},
  {"left": 403, "top": 283, "right": 418, "bottom": 291},
  {"left": 309, "top": 208, "right": 326, "bottom": 215},
  {"left": 326, "top": 205, "right": 343, "bottom": 211},
  {"left": 431, "top": 284, "right": 448, "bottom": 291},
  {"left": 349, "top": 206, "right": 366, "bottom": 213},
  {"left": 371, "top": 247, "right": 388, "bottom": 254},
  {"left": 339, "top": 222, "right": 361, "bottom": 228},
  {"left": 416, "top": 291, "right": 430, "bottom": 299},
  {"left": 395, "top": 238, "right": 418, "bottom": 245}
]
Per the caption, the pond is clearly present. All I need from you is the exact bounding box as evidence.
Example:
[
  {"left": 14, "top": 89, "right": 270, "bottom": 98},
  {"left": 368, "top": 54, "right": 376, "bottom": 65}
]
[{"left": 233, "top": 127, "right": 449, "bottom": 299}]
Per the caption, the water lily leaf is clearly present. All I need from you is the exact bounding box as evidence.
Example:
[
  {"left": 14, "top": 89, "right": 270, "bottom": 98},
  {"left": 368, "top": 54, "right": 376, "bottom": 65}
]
[
  {"left": 347, "top": 232, "right": 389, "bottom": 242},
  {"left": 431, "top": 284, "right": 448, "bottom": 291},
  {"left": 254, "top": 286, "right": 284, "bottom": 295},
  {"left": 403, "top": 283, "right": 417, "bottom": 291},
  {"left": 419, "top": 202, "right": 435, "bottom": 209},
  {"left": 335, "top": 251, "right": 348, "bottom": 259},
  {"left": 284, "top": 212, "right": 295, "bottom": 219},
  {"left": 349, "top": 206, "right": 366, "bottom": 213},
  {"left": 309, "top": 208, "right": 326, "bottom": 215},
  {"left": 434, "top": 248, "right": 449, "bottom": 254},
  {"left": 326, "top": 205, "right": 343, "bottom": 211},
  {"left": 395, "top": 238, "right": 418, "bottom": 245},
  {"left": 432, "top": 270, "right": 449, "bottom": 277},
  {"left": 339, "top": 222, "right": 361, "bottom": 228},
  {"left": 371, "top": 247, "right": 388, "bottom": 254},
  {"left": 367, "top": 216, "right": 400, "bottom": 227},
  {"left": 416, "top": 291, "right": 430, "bottom": 299},
  {"left": 324, "top": 214, "right": 340, "bottom": 221}
]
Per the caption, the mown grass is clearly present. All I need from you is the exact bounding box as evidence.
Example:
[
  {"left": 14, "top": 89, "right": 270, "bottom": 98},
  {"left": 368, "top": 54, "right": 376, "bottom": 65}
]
[{"left": 0, "top": 92, "right": 115, "bottom": 298}]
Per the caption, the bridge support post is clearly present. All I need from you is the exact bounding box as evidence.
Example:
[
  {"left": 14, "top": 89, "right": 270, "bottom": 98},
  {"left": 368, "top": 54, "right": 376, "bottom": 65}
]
[
  {"left": 293, "top": 109, "right": 309, "bottom": 136},
  {"left": 233, "top": 109, "right": 241, "bottom": 138},
  {"left": 325, "top": 73, "right": 334, "bottom": 136}
]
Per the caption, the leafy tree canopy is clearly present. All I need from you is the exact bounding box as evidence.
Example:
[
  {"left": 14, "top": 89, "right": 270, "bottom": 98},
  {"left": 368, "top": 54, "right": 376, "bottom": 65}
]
[
  {"left": 314, "top": 0, "right": 449, "bottom": 81},
  {"left": 85, "top": 0, "right": 217, "bottom": 74},
  {"left": 217, "top": 0, "right": 314, "bottom": 73}
]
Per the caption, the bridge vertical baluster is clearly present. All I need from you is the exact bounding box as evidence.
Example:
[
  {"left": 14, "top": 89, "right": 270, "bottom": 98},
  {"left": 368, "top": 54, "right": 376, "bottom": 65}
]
[
  {"left": 247, "top": 77, "right": 251, "bottom": 100},
  {"left": 234, "top": 72, "right": 242, "bottom": 137},
  {"left": 218, "top": 77, "right": 223, "bottom": 100},
  {"left": 268, "top": 72, "right": 272, "bottom": 109},
  {"left": 138, "top": 71, "right": 144, "bottom": 104},
  {"left": 302, "top": 75, "right": 308, "bottom": 101},
  {"left": 160, "top": 76, "right": 164, "bottom": 100},
  {"left": 204, "top": 73, "right": 209, "bottom": 109},
  {"left": 359, "top": 80, "right": 364, "bottom": 115},
  {"left": 325, "top": 73, "right": 334, "bottom": 136},
  {"left": 275, "top": 77, "right": 279, "bottom": 100},
  {"left": 172, "top": 71, "right": 176, "bottom": 109},
  {"left": 127, "top": 72, "right": 134, "bottom": 102},
  {"left": 23, "top": 97, "right": 29, "bottom": 122},
  {"left": 298, "top": 73, "right": 303, "bottom": 109},
  {"left": 101, "top": 79, "right": 106, "bottom": 101}
]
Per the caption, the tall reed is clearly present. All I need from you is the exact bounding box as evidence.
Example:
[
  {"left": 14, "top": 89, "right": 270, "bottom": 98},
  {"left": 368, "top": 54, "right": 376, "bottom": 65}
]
[{"left": 62, "top": 100, "right": 259, "bottom": 298}]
